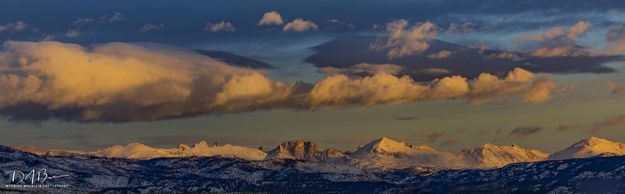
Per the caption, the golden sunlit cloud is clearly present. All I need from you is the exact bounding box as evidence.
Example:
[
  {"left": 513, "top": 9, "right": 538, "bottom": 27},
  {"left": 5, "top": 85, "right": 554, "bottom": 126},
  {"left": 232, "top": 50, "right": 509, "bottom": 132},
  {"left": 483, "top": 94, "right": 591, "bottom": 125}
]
[
  {"left": 258, "top": 11, "right": 284, "bottom": 26},
  {"left": 0, "top": 41, "right": 557, "bottom": 122},
  {"left": 283, "top": 18, "right": 318, "bottom": 32},
  {"left": 370, "top": 20, "right": 437, "bottom": 58},
  {"left": 519, "top": 21, "right": 595, "bottom": 57}
]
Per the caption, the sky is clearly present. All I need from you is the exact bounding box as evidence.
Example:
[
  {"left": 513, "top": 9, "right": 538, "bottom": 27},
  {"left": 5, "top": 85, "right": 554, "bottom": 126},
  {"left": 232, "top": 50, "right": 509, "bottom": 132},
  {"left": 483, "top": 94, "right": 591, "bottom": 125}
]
[{"left": 1, "top": 0, "right": 625, "bottom": 153}]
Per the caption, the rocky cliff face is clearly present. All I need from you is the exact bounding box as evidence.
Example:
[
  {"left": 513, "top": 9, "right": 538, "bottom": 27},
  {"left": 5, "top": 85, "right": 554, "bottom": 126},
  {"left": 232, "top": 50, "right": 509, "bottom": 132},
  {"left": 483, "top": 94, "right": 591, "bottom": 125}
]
[{"left": 266, "top": 140, "right": 344, "bottom": 161}]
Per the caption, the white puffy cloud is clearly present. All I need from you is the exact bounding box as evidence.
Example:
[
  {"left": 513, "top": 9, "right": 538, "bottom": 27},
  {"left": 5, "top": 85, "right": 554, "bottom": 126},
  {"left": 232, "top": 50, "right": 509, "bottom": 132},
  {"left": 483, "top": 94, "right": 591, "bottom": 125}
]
[
  {"left": 283, "top": 18, "right": 318, "bottom": 32},
  {"left": 0, "top": 41, "right": 558, "bottom": 122},
  {"left": 138, "top": 23, "right": 164, "bottom": 33},
  {"left": 204, "top": 21, "right": 235, "bottom": 33},
  {"left": 0, "top": 21, "right": 28, "bottom": 33},
  {"left": 258, "top": 11, "right": 284, "bottom": 26},
  {"left": 371, "top": 20, "right": 437, "bottom": 58}
]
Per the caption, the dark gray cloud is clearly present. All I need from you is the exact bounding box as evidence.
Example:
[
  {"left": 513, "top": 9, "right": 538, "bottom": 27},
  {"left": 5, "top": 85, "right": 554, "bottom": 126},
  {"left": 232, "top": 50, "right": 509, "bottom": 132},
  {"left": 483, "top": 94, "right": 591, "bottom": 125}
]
[
  {"left": 556, "top": 123, "right": 582, "bottom": 132},
  {"left": 509, "top": 126, "right": 543, "bottom": 139},
  {"left": 306, "top": 36, "right": 619, "bottom": 82},
  {"left": 592, "top": 115, "right": 625, "bottom": 131}
]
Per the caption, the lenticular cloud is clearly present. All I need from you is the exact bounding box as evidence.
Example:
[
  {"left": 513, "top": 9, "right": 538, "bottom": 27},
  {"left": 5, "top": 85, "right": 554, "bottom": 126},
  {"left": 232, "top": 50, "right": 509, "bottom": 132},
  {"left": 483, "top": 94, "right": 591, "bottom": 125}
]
[{"left": 0, "top": 41, "right": 556, "bottom": 122}]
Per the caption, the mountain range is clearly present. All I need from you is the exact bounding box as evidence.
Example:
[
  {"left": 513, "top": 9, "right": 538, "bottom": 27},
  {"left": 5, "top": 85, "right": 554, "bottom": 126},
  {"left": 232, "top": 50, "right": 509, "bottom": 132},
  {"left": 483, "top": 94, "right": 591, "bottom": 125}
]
[
  {"left": 14, "top": 136, "right": 625, "bottom": 170},
  {"left": 4, "top": 139, "right": 625, "bottom": 193}
]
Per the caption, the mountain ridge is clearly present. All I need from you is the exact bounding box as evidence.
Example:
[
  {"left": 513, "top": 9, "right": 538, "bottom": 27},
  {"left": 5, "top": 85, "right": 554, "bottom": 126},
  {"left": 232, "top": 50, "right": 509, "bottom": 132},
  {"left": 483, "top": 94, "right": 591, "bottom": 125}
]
[
  {"left": 4, "top": 144, "right": 625, "bottom": 193},
  {"left": 14, "top": 136, "right": 625, "bottom": 170}
]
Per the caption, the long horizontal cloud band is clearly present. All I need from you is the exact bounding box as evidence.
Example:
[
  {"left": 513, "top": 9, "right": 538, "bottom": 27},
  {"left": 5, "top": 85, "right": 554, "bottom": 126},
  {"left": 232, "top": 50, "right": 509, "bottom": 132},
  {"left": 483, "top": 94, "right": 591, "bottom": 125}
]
[{"left": 0, "top": 41, "right": 556, "bottom": 122}]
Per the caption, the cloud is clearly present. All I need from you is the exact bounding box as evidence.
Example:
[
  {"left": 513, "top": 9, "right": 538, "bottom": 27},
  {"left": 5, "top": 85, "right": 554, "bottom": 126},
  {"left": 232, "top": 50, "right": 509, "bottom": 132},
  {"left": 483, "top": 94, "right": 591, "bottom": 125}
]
[
  {"left": 283, "top": 18, "right": 318, "bottom": 32},
  {"left": 467, "top": 68, "right": 556, "bottom": 104},
  {"left": 521, "top": 21, "right": 589, "bottom": 41},
  {"left": 65, "top": 30, "right": 81, "bottom": 38},
  {"left": 420, "top": 132, "right": 458, "bottom": 146},
  {"left": 65, "top": 13, "right": 124, "bottom": 38},
  {"left": 592, "top": 115, "right": 625, "bottom": 131},
  {"left": 318, "top": 63, "right": 403, "bottom": 76},
  {"left": 523, "top": 77, "right": 557, "bottom": 104},
  {"left": 509, "top": 126, "right": 542, "bottom": 139},
  {"left": 326, "top": 19, "right": 355, "bottom": 29},
  {"left": 556, "top": 123, "right": 582, "bottom": 132},
  {"left": 445, "top": 22, "right": 475, "bottom": 34},
  {"left": 530, "top": 45, "right": 593, "bottom": 57},
  {"left": 420, "top": 68, "right": 451, "bottom": 75},
  {"left": 520, "top": 21, "right": 594, "bottom": 57},
  {"left": 72, "top": 17, "right": 95, "bottom": 27},
  {"left": 606, "top": 26, "right": 625, "bottom": 55},
  {"left": 486, "top": 51, "right": 521, "bottom": 60},
  {"left": 308, "top": 73, "right": 464, "bottom": 108},
  {"left": 427, "top": 50, "right": 451, "bottom": 59},
  {"left": 204, "top": 21, "right": 235, "bottom": 33},
  {"left": 308, "top": 68, "right": 554, "bottom": 108},
  {"left": 98, "top": 12, "right": 124, "bottom": 24},
  {"left": 371, "top": 20, "right": 437, "bottom": 58},
  {"left": 0, "top": 41, "right": 558, "bottom": 122},
  {"left": 0, "top": 21, "right": 28, "bottom": 33},
  {"left": 73, "top": 13, "right": 124, "bottom": 27},
  {"left": 607, "top": 81, "right": 624, "bottom": 95},
  {"left": 138, "top": 23, "right": 164, "bottom": 33},
  {"left": 258, "top": 11, "right": 283, "bottom": 26},
  {"left": 0, "top": 41, "right": 292, "bottom": 122}
]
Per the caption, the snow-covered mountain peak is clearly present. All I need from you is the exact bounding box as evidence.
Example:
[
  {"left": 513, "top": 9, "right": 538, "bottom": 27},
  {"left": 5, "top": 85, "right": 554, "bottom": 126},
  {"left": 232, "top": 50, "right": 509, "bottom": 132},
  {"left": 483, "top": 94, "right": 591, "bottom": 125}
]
[
  {"left": 193, "top": 141, "right": 210, "bottom": 148},
  {"left": 459, "top": 143, "right": 548, "bottom": 168},
  {"left": 548, "top": 137, "right": 625, "bottom": 160},
  {"left": 580, "top": 136, "right": 610, "bottom": 145},
  {"left": 352, "top": 137, "right": 435, "bottom": 157},
  {"left": 177, "top": 144, "right": 190, "bottom": 150},
  {"left": 347, "top": 137, "right": 466, "bottom": 169}
]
